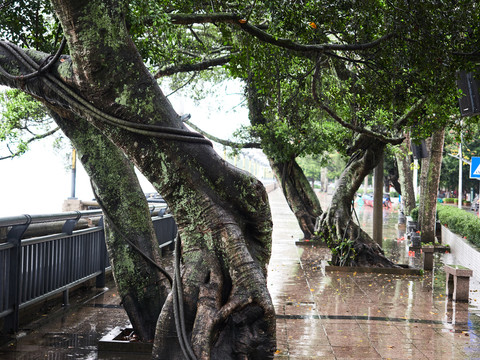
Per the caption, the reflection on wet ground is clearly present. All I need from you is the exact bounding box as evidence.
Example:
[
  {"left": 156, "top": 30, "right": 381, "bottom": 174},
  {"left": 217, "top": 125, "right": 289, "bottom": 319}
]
[
  {"left": 2, "top": 188, "right": 480, "bottom": 359},
  {"left": 269, "top": 190, "right": 480, "bottom": 359}
]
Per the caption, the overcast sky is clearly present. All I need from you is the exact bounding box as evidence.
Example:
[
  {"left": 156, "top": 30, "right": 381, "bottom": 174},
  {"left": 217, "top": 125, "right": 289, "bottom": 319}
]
[{"left": 0, "top": 80, "right": 252, "bottom": 217}]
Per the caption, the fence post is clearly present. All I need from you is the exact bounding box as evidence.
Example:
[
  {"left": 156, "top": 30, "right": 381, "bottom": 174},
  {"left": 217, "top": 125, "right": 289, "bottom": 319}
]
[
  {"left": 96, "top": 217, "right": 106, "bottom": 288},
  {"left": 61, "top": 212, "right": 81, "bottom": 306},
  {"left": 4, "top": 218, "right": 31, "bottom": 334}
]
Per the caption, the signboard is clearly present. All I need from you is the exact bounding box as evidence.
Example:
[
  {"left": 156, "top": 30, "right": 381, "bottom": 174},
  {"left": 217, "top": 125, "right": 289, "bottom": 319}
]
[{"left": 470, "top": 157, "right": 480, "bottom": 179}]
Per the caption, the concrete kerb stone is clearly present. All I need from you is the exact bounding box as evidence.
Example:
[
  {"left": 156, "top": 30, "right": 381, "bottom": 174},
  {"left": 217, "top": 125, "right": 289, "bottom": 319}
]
[{"left": 324, "top": 265, "right": 423, "bottom": 276}]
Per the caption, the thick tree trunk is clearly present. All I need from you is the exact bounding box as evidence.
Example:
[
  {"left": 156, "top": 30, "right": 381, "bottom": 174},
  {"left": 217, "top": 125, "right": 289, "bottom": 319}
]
[
  {"left": 418, "top": 128, "right": 445, "bottom": 243},
  {"left": 316, "top": 135, "right": 398, "bottom": 267},
  {"left": 270, "top": 159, "right": 322, "bottom": 240},
  {"left": 50, "top": 111, "right": 169, "bottom": 341},
  {"left": 395, "top": 134, "right": 416, "bottom": 215},
  {"left": 418, "top": 137, "right": 432, "bottom": 226},
  {"left": 0, "top": 1, "right": 276, "bottom": 358}
]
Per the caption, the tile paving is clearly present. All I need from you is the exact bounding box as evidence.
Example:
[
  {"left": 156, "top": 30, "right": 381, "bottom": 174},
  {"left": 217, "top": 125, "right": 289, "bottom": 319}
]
[
  {"left": 268, "top": 189, "right": 480, "bottom": 359},
  {"left": 1, "top": 188, "right": 480, "bottom": 359}
]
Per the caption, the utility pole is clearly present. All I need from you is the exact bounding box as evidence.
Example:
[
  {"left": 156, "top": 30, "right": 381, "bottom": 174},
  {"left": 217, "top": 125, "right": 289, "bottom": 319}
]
[
  {"left": 373, "top": 153, "right": 384, "bottom": 247},
  {"left": 458, "top": 133, "right": 463, "bottom": 209},
  {"left": 70, "top": 148, "right": 77, "bottom": 199}
]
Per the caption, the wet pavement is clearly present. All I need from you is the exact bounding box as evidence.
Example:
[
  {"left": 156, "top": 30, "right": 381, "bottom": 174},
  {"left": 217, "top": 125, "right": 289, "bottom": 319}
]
[
  {"left": 2, "top": 188, "right": 480, "bottom": 359},
  {"left": 269, "top": 189, "right": 480, "bottom": 359}
]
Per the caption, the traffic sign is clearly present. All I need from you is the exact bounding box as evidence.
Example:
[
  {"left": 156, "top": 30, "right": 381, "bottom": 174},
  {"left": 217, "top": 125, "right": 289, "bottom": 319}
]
[{"left": 471, "top": 157, "right": 480, "bottom": 179}]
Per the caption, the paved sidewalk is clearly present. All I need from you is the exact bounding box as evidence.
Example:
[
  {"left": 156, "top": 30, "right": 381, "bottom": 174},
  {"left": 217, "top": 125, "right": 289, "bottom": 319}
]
[
  {"left": 2, "top": 188, "right": 480, "bottom": 359},
  {"left": 268, "top": 189, "right": 480, "bottom": 359}
]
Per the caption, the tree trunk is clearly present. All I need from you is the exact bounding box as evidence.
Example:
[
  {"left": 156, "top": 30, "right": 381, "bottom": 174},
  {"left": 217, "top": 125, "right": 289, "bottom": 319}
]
[
  {"left": 395, "top": 134, "right": 416, "bottom": 215},
  {"left": 0, "top": 1, "right": 276, "bottom": 358},
  {"left": 270, "top": 159, "right": 322, "bottom": 240},
  {"left": 50, "top": 110, "right": 169, "bottom": 341},
  {"left": 418, "top": 128, "right": 445, "bottom": 243},
  {"left": 246, "top": 77, "right": 323, "bottom": 241},
  {"left": 316, "top": 135, "right": 398, "bottom": 267},
  {"left": 418, "top": 136, "right": 432, "bottom": 227}
]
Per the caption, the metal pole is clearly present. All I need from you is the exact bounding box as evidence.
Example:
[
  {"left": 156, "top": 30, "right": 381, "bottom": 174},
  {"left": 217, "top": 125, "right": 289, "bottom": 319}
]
[
  {"left": 70, "top": 148, "right": 77, "bottom": 199},
  {"left": 373, "top": 153, "right": 384, "bottom": 247},
  {"left": 458, "top": 138, "right": 463, "bottom": 209},
  {"left": 413, "top": 159, "right": 418, "bottom": 202}
]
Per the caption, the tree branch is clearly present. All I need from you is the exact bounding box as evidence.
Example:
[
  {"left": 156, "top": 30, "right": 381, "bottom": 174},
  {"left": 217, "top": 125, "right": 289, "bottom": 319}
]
[
  {"left": 185, "top": 120, "right": 261, "bottom": 149},
  {"left": 392, "top": 97, "right": 426, "bottom": 129},
  {"left": 0, "top": 126, "right": 60, "bottom": 160},
  {"left": 169, "top": 13, "right": 395, "bottom": 54},
  {"left": 155, "top": 54, "right": 234, "bottom": 78},
  {"left": 311, "top": 63, "right": 404, "bottom": 145}
]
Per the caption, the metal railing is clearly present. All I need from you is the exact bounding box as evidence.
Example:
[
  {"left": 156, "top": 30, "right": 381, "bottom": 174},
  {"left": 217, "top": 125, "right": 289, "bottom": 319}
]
[{"left": 0, "top": 207, "right": 176, "bottom": 334}]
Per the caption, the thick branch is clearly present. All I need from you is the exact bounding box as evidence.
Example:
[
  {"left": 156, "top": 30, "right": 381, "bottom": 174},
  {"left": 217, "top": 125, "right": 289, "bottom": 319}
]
[
  {"left": 154, "top": 55, "right": 234, "bottom": 78},
  {"left": 169, "top": 13, "right": 395, "bottom": 54},
  {"left": 185, "top": 120, "right": 261, "bottom": 148}
]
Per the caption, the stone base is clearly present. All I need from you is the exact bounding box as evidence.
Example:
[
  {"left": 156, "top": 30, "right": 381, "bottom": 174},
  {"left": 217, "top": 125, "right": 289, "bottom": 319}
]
[{"left": 422, "top": 247, "right": 434, "bottom": 270}]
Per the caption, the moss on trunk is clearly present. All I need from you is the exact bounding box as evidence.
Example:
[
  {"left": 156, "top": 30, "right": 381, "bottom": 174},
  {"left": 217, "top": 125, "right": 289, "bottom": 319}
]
[{"left": 50, "top": 110, "right": 169, "bottom": 342}]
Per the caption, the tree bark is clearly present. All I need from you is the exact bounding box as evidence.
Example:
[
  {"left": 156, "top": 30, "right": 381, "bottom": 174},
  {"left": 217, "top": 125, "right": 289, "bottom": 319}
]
[
  {"left": 0, "top": 1, "right": 276, "bottom": 358},
  {"left": 50, "top": 110, "right": 169, "bottom": 341},
  {"left": 316, "top": 135, "right": 398, "bottom": 267},
  {"left": 395, "top": 134, "right": 416, "bottom": 215},
  {"left": 270, "top": 159, "right": 322, "bottom": 240},
  {"left": 418, "top": 128, "right": 445, "bottom": 243},
  {"left": 418, "top": 137, "right": 432, "bottom": 226}
]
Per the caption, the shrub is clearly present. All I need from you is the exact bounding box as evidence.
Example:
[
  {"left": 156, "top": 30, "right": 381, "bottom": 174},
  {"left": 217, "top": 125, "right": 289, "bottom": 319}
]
[
  {"left": 443, "top": 198, "right": 455, "bottom": 204},
  {"left": 437, "top": 205, "right": 480, "bottom": 247}
]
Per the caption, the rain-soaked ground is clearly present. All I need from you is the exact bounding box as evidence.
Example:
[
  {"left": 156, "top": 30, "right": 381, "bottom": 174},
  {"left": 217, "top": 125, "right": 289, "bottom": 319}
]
[
  {"left": 2, "top": 188, "right": 480, "bottom": 359},
  {"left": 270, "top": 189, "right": 480, "bottom": 359}
]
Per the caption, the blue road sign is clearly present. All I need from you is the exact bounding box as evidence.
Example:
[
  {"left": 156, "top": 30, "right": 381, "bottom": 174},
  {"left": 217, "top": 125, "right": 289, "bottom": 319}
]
[{"left": 471, "top": 157, "right": 480, "bottom": 179}]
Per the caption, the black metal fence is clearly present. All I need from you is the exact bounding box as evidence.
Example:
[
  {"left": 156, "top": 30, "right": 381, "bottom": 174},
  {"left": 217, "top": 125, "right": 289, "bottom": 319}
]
[{"left": 0, "top": 209, "right": 176, "bottom": 334}]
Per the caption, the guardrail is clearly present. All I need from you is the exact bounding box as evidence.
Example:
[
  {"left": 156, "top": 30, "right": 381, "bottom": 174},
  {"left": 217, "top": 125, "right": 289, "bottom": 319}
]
[{"left": 0, "top": 208, "right": 176, "bottom": 334}]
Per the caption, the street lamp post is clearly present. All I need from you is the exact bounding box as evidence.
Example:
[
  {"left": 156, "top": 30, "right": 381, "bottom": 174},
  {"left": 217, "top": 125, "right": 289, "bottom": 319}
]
[{"left": 70, "top": 148, "right": 77, "bottom": 199}]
